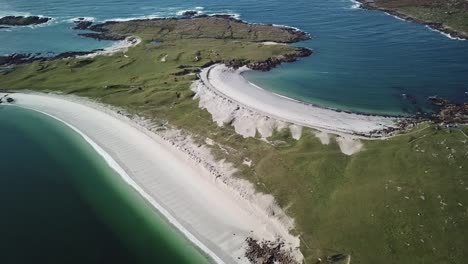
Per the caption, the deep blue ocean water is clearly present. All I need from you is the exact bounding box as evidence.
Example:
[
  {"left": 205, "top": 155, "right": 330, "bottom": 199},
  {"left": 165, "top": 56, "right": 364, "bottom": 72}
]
[{"left": 1, "top": 0, "right": 468, "bottom": 114}]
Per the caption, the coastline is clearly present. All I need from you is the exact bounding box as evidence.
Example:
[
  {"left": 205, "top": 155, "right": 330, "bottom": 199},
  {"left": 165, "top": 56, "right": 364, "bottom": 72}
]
[
  {"left": 194, "top": 64, "right": 402, "bottom": 139},
  {"left": 2, "top": 92, "right": 303, "bottom": 264},
  {"left": 356, "top": 0, "right": 468, "bottom": 40}
]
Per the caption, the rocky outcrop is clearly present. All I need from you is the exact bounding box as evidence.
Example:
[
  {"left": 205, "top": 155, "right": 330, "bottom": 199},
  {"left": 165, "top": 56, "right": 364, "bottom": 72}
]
[
  {"left": 427, "top": 96, "right": 468, "bottom": 124},
  {"left": 245, "top": 237, "right": 298, "bottom": 264},
  {"left": 0, "top": 51, "right": 98, "bottom": 66},
  {"left": 0, "top": 94, "right": 14, "bottom": 104},
  {"left": 248, "top": 48, "right": 313, "bottom": 71},
  {"left": 72, "top": 18, "right": 93, "bottom": 30},
  {"left": 78, "top": 21, "right": 127, "bottom": 40},
  {"left": 78, "top": 32, "right": 126, "bottom": 41},
  {"left": 0, "top": 16, "right": 51, "bottom": 26},
  {"left": 181, "top": 10, "right": 199, "bottom": 17},
  {"left": 224, "top": 47, "right": 313, "bottom": 72}
]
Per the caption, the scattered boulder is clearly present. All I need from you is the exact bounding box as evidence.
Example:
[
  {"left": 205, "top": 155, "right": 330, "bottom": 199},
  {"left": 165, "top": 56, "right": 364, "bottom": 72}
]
[
  {"left": 6, "top": 97, "right": 14, "bottom": 103},
  {"left": 0, "top": 16, "right": 51, "bottom": 26},
  {"left": 245, "top": 237, "right": 298, "bottom": 264}
]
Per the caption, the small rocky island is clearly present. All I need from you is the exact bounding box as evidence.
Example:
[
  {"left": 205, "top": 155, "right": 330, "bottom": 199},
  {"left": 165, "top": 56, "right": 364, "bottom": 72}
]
[{"left": 0, "top": 16, "right": 51, "bottom": 26}]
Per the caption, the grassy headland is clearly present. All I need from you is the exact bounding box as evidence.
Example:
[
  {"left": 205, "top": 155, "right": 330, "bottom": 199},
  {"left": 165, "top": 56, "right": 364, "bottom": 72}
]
[
  {"left": 358, "top": 0, "right": 468, "bottom": 39},
  {"left": 1, "top": 16, "right": 467, "bottom": 264}
]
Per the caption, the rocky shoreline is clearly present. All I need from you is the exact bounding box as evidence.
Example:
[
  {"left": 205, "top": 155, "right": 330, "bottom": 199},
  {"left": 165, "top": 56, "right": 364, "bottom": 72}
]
[
  {"left": 0, "top": 16, "right": 51, "bottom": 26},
  {"left": 0, "top": 51, "right": 102, "bottom": 66},
  {"left": 426, "top": 96, "right": 468, "bottom": 125},
  {"left": 72, "top": 18, "right": 93, "bottom": 30},
  {"left": 356, "top": 0, "right": 468, "bottom": 40},
  {"left": 222, "top": 47, "right": 312, "bottom": 72}
]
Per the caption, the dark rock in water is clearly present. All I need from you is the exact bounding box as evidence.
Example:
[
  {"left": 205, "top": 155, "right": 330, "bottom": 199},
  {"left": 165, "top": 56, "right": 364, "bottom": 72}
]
[
  {"left": 0, "top": 16, "right": 51, "bottom": 26},
  {"left": 52, "top": 51, "right": 95, "bottom": 59},
  {"left": 0, "top": 53, "right": 38, "bottom": 65},
  {"left": 428, "top": 96, "right": 449, "bottom": 107},
  {"left": 73, "top": 21, "right": 93, "bottom": 30},
  {"left": 6, "top": 97, "right": 14, "bottom": 103},
  {"left": 0, "top": 26, "right": 10, "bottom": 29},
  {"left": 77, "top": 21, "right": 127, "bottom": 41},
  {"left": 181, "top": 10, "right": 199, "bottom": 17}
]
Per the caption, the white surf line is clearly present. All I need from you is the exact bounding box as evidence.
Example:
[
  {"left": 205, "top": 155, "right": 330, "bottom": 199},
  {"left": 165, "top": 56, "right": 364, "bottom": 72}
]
[{"left": 14, "top": 104, "right": 225, "bottom": 264}]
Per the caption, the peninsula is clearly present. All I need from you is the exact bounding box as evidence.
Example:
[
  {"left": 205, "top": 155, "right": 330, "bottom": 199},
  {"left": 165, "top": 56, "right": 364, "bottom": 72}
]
[{"left": 357, "top": 0, "right": 468, "bottom": 39}]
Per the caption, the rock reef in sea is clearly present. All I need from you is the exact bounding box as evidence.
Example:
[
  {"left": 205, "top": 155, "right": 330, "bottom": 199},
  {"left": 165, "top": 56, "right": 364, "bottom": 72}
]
[{"left": 0, "top": 16, "right": 51, "bottom": 26}]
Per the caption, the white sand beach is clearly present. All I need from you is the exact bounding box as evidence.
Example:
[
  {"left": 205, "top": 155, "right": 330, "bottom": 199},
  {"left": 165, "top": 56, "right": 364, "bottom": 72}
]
[
  {"left": 4, "top": 93, "right": 302, "bottom": 264},
  {"left": 195, "top": 64, "right": 399, "bottom": 138},
  {"left": 77, "top": 36, "right": 141, "bottom": 59}
]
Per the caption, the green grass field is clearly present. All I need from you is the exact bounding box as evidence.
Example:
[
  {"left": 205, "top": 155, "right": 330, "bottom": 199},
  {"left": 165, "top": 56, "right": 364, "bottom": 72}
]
[
  {"left": 1, "top": 17, "right": 467, "bottom": 264},
  {"left": 372, "top": 0, "right": 468, "bottom": 36}
]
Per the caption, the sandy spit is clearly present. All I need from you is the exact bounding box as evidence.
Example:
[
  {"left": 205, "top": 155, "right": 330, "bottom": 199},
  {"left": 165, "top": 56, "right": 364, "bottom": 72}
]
[
  {"left": 2, "top": 93, "right": 303, "bottom": 264},
  {"left": 195, "top": 64, "right": 399, "bottom": 138},
  {"left": 77, "top": 36, "right": 141, "bottom": 59}
]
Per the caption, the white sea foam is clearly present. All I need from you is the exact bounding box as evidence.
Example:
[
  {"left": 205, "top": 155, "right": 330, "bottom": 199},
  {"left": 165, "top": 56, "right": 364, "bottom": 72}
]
[
  {"left": 176, "top": 9, "right": 203, "bottom": 16},
  {"left": 349, "top": 0, "right": 361, "bottom": 9},
  {"left": 425, "top": 25, "right": 466, "bottom": 41},
  {"left": 209, "top": 12, "right": 241, "bottom": 20},
  {"left": 105, "top": 14, "right": 162, "bottom": 22},
  {"left": 272, "top": 24, "right": 301, "bottom": 31},
  {"left": 383, "top": 11, "right": 465, "bottom": 41},
  {"left": 383, "top": 11, "right": 408, "bottom": 22}
]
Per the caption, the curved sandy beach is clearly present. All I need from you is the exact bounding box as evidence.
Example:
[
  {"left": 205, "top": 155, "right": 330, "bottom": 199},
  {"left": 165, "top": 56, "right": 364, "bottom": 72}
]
[
  {"left": 4, "top": 93, "right": 302, "bottom": 264},
  {"left": 197, "top": 64, "right": 399, "bottom": 137}
]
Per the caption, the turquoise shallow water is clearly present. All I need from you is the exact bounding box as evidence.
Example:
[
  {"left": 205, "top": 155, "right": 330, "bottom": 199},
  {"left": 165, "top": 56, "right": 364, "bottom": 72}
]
[
  {"left": 0, "top": 105, "right": 210, "bottom": 264},
  {"left": 1, "top": 0, "right": 467, "bottom": 114}
]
